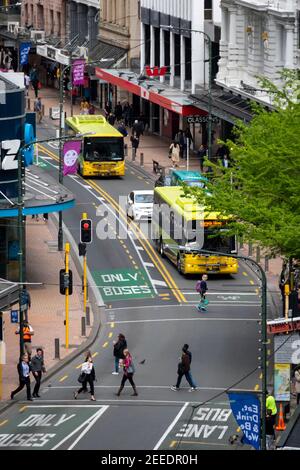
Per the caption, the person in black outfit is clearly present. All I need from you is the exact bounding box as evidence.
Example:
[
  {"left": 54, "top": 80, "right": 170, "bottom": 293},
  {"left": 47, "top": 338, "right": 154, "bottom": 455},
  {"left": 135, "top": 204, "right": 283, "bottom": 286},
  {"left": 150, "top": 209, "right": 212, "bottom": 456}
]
[
  {"left": 11, "top": 354, "right": 33, "bottom": 401},
  {"left": 171, "top": 348, "right": 195, "bottom": 391},
  {"left": 112, "top": 333, "right": 127, "bottom": 374},
  {"left": 115, "top": 101, "right": 123, "bottom": 122},
  {"left": 266, "top": 409, "right": 275, "bottom": 450},
  {"left": 74, "top": 355, "right": 96, "bottom": 401},
  {"left": 31, "top": 348, "right": 46, "bottom": 398}
]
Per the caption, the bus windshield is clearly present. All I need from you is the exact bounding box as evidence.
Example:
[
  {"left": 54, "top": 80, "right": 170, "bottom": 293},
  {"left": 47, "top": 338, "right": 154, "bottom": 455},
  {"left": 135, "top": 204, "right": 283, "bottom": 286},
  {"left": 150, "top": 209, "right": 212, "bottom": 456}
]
[{"left": 84, "top": 137, "right": 124, "bottom": 162}]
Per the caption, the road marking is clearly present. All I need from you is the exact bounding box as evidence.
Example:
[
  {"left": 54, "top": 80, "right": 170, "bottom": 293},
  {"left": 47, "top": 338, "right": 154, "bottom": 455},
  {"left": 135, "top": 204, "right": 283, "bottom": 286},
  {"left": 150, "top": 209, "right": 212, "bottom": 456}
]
[
  {"left": 159, "top": 293, "right": 170, "bottom": 297},
  {"left": 111, "top": 322, "right": 115, "bottom": 328},
  {"left": 108, "top": 303, "right": 261, "bottom": 312},
  {"left": 43, "top": 385, "right": 254, "bottom": 392},
  {"left": 152, "top": 279, "right": 168, "bottom": 287},
  {"left": 76, "top": 363, "right": 83, "bottom": 369},
  {"left": 59, "top": 375, "right": 68, "bottom": 382},
  {"left": 268, "top": 349, "right": 271, "bottom": 356},
  {"left": 153, "top": 402, "right": 189, "bottom": 450},
  {"left": 129, "top": 255, "right": 134, "bottom": 260},
  {"left": 0, "top": 420, "right": 8, "bottom": 427},
  {"left": 243, "top": 272, "right": 248, "bottom": 277},
  {"left": 162, "top": 297, "right": 170, "bottom": 301},
  {"left": 52, "top": 406, "right": 109, "bottom": 450},
  {"left": 186, "top": 300, "right": 261, "bottom": 305},
  {"left": 108, "top": 332, "right": 113, "bottom": 338},
  {"left": 144, "top": 262, "right": 155, "bottom": 268},
  {"left": 254, "top": 384, "right": 260, "bottom": 391},
  {"left": 169, "top": 441, "right": 176, "bottom": 448},
  {"left": 171, "top": 440, "right": 229, "bottom": 447},
  {"left": 110, "top": 317, "right": 260, "bottom": 325},
  {"left": 102, "top": 342, "right": 109, "bottom": 348},
  {"left": 259, "top": 373, "right": 263, "bottom": 379},
  {"left": 19, "top": 406, "right": 27, "bottom": 412},
  {"left": 255, "top": 288, "right": 260, "bottom": 295},
  {"left": 249, "top": 280, "right": 255, "bottom": 285},
  {"left": 136, "top": 246, "right": 144, "bottom": 251},
  {"left": 92, "top": 352, "right": 99, "bottom": 357},
  {"left": 185, "top": 292, "right": 258, "bottom": 296}
]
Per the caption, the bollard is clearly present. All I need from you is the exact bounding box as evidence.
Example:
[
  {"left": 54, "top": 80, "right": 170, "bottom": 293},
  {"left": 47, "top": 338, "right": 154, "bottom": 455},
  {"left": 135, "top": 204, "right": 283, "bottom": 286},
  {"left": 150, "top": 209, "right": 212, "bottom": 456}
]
[
  {"left": 248, "top": 242, "right": 253, "bottom": 257},
  {"left": 131, "top": 147, "right": 136, "bottom": 161},
  {"left": 124, "top": 144, "right": 128, "bottom": 157},
  {"left": 140, "top": 152, "right": 144, "bottom": 167},
  {"left": 264, "top": 255, "right": 269, "bottom": 272},
  {"left": 81, "top": 316, "right": 86, "bottom": 337},
  {"left": 54, "top": 338, "right": 60, "bottom": 359},
  {"left": 86, "top": 306, "right": 90, "bottom": 326},
  {"left": 256, "top": 246, "right": 261, "bottom": 263}
]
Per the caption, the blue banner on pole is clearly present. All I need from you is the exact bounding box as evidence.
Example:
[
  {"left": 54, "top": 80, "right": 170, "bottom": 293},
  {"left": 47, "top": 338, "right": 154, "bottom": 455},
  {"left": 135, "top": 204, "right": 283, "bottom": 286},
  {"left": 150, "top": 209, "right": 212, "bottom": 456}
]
[
  {"left": 20, "top": 42, "right": 31, "bottom": 65},
  {"left": 227, "top": 392, "right": 261, "bottom": 450}
]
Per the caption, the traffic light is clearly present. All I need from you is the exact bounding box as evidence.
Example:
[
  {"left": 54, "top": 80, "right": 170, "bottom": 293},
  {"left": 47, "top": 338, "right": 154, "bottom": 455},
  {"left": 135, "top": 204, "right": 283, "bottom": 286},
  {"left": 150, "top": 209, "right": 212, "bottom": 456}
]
[
  {"left": 78, "top": 242, "right": 87, "bottom": 256},
  {"left": 80, "top": 219, "right": 92, "bottom": 244},
  {"left": 59, "top": 269, "right": 73, "bottom": 295}
]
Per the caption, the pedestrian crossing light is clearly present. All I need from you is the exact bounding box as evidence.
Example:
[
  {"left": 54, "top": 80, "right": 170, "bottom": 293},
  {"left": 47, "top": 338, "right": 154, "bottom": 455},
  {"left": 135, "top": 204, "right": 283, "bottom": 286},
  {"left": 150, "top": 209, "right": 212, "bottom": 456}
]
[{"left": 80, "top": 219, "right": 92, "bottom": 244}]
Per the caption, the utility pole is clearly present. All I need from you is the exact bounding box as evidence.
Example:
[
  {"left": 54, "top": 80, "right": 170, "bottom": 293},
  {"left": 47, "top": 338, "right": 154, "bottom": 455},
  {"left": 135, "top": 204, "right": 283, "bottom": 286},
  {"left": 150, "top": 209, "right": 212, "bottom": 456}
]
[
  {"left": 82, "top": 213, "right": 88, "bottom": 315},
  {"left": 17, "top": 139, "right": 24, "bottom": 357},
  {"left": 65, "top": 242, "right": 70, "bottom": 349},
  {"left": 58, "top": 64, "right": 64, "bottom": 251}
]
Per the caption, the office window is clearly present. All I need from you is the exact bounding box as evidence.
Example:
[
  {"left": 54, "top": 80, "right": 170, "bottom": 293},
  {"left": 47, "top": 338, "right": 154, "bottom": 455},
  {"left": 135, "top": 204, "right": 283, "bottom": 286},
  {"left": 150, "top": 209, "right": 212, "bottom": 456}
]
[{"left": 204, "top": 0, "right": 212, "bottom": 20}]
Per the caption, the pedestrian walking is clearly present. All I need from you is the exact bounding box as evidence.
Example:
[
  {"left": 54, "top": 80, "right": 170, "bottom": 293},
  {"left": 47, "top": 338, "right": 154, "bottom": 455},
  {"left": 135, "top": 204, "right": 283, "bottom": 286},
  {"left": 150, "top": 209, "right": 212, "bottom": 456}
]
[
  {"left": 266, "top": 409, "right": 276, "bottom": 450},
  {"left": 130, "top": 132, "right": 140, "bottom": 154},
  {"left": 266, "top": 390, "right": 278, "bottom": 427},
  {"left": 108, "top": 112, "right": 116, "bottom": 126},
  {"left": 168, "top": 141, "right": 180, "bottom": 168},
  {"left": 197, "top": 144, "right": 207, "bottom": 172},
  {"left": 88, "top": 103, "right": 95, "bottom": 115},
  {"left": 112, "top": 333, "right": 127, "bottom": 375},
  {"left": 181, "top": 344, "right": 198, "bottom": 391},
  {"left": 43, "top": 213, "right": 48, "bottom": 222},
  {"left": 132, "top": 119, "right": 143, "bottom": 138},
  {"left": 11, "top": 354, "right": 33, "bottom": 401},
  {"left": 31, "top": 348, "right": 46, "bottom": 398},
  {"left": 29, "top": 65, "right": 39, "bottom": 98},
  {"left": 117, "top": 121, "right": 128, "bottom": 138},
  {"left": 171, "top": 346, "right": 196, "bottom": 391},
  {"left": 104, "top": 102, "right": 111, "bottom": 119},
  {"left": 34, "top": 97, "right": 43, "bottom": 123},
  {"left": 196, "top": 274, "right": 208, "bottom": 311},
  {"left": 74, "top": 355, "right": 96, "bottom": 401},
  {"left": 21, "top": 285, "right": 31, "bottom": 323},
  {"left": 15, "top": 320, "right": 34, "bottom": 358},
  {"left": 24, "top": 73, "right": 30, "bottom": 95},
  {"left": 123, "top": 102, "right": 130, "bottom": 126},
  {"left": 294, "top": 366, "right": 300, "bottom": 405},
  {"left": 115, "top": 101, "right": 123, "bottom": 122},
  {"left": 116, "top": 349, "right": 138, "bottom": 397},
  {"left": 80, "top": 99, "right": 89, "bottom": 115}
]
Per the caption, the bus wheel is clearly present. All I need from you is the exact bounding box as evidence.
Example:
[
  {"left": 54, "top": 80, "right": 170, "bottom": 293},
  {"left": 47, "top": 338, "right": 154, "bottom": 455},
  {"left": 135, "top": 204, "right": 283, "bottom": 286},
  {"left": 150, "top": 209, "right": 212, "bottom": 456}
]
[
  {"left": 159, "top": 238, "right": 165, "bottom": 257},
  {"left": 177, "top": 256, "right": 183, "bottom": 274}
]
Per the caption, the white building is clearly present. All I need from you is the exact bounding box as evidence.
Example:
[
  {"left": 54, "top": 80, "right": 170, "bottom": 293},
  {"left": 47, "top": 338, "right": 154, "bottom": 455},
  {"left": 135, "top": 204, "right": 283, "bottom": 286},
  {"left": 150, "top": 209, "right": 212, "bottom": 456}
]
[{"left": 216, "top": 0, "right": 300, "bottom": 104}]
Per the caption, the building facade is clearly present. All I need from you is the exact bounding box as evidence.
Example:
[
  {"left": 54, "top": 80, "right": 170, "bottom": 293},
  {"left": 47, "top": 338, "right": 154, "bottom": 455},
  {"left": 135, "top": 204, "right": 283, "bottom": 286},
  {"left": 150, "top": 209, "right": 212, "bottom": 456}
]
[
  {"left": 216, "top": 0, "right": 300, "bottom": 104},
  {"left": 21, "top": 0, "right": 67, "bottom": 43}
]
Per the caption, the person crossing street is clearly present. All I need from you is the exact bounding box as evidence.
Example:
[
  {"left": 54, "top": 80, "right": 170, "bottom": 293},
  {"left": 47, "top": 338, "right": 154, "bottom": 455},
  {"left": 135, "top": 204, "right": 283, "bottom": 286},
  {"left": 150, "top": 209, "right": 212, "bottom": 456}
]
[
  {"left": 116, "top": 349, "right": 138, "bottom": 397},
  {"left": 31, "top": 348, "right": 46, "bottom": 398},
  {"left": 11, "top": 354, "right": 33, "bottom": 401},
  {"left": 196, "top": 274, "right": 209, "bottom": 311},
  {"left": 112, "top": 334, "right": 127, "bottom": 375},
  {"left": 171, "top": 346, "right": 197, "bottom": 392}
]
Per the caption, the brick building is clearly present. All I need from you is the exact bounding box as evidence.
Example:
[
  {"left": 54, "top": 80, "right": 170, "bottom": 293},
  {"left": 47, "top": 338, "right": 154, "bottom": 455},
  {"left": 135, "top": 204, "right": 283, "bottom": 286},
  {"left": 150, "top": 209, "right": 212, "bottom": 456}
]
[{"left": 21, "top": 0, "right": 67, "bottom": 43}]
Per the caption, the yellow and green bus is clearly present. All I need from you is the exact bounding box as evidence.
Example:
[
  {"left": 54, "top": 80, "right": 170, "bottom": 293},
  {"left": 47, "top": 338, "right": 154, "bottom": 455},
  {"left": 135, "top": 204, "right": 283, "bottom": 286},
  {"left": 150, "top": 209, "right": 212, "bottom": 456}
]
[
  {"left": 152, "top": 186, "right": 238, "bottom": 275},
  {"left": 65, "top": 115, "right": 125, "bottom": 177}
]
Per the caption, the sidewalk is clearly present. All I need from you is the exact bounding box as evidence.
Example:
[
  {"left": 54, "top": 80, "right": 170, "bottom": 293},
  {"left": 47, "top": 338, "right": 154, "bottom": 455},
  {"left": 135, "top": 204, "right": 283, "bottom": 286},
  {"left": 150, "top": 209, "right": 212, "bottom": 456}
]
[{"left": 1, "top": 216, "right": 93, "bottom": 401}]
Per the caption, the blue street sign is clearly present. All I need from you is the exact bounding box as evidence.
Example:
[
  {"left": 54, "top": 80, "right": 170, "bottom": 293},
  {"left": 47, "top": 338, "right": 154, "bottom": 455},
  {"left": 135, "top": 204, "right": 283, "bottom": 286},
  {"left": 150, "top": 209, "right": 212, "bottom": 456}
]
[{"left": 10, "top": 310, "right": 19, "bottom": 323}]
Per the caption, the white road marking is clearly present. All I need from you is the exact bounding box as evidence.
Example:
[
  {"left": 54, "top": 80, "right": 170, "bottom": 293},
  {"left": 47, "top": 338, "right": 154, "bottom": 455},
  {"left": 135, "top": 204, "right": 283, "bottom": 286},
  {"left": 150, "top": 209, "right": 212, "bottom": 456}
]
[
  {"left": 45, "top": 385, "right": 255, "bottom": 392},
  {"left": 136, "top": 246, "right": 144, "bottom": 251},
  {"left": 108, "top": 304, "right": 260, "bottom": 312},
  {"left": 153, "top": 402, "right": 189, "bottom": 450},
  {"left": 185, "top": 292, "right": 258, "bottom": 296},
  {"left": 68, "top": 406, "right": 109, "bottom": 450},
  {"left": 144, "top": 262, "right": 155, "bottom": 268},
  {"left": 110, "top": 317, "right": 260, "bottom": 324},
  {"left": 26, "top": 405, "right": 105, "bottom": 408},
  {"left": 39, "top": 156, "right": 52, "bottom": 160},
  {"left": 152, "top": 279, "right": 168, "bottom": 287},
  {"left": 51, "top": 406, "right": 109, "bottom": 450},
  {"left": 186, "top": 300, "right": 261, "bottom": 305}
]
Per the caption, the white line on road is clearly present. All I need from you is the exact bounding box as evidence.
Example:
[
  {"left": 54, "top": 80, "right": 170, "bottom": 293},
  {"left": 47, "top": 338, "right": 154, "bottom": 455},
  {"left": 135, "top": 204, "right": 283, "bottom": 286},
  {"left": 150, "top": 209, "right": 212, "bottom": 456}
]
[
  {"left": 152, "top": 279, "right": 168, "bottom": 287},
  {"left": 108, "top": 317, "right": 260, "bottom": 324},
  {"left": 153, "top": 402, "right": 189, "bottom": 450},
  {"left": 184, "top": 292, "right": 258, "bottom": 296},
  {"left": 136, "top": 246, "right": 144, "bottom": 251},
  {"left": 68, "top": 406, "right": 109, "bottom": 450},
  {"left": 186, "top": 300, "right": 261, "bottom": 305},
  {"left": 108, "top": 304, "right": 260, "bottom": 311},
  {"left": 144, "top": 262, "right": 155, "bottom": 268},
  {"left": 26, "top": 405, "right": 105, "bottom": 407},
  {"left": 44, "top": 385, "right": 256, "bottom": 392}
]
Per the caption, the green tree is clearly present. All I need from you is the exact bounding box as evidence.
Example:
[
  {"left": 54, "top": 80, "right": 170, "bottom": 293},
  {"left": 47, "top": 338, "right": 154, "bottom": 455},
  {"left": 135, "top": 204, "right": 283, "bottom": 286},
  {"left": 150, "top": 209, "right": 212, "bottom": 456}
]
[{"left": 186, "top": 70, "right": 300, "bottom": 258}]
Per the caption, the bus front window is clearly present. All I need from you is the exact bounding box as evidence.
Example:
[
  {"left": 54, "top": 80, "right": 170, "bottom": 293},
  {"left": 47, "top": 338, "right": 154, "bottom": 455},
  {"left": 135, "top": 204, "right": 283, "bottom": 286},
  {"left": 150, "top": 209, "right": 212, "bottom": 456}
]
[
  {"left": 203, "top": 231, "right": 233, "bottom": 254},
  {"left": 84, "top": 138, "right": 124, "bottom": 162}
]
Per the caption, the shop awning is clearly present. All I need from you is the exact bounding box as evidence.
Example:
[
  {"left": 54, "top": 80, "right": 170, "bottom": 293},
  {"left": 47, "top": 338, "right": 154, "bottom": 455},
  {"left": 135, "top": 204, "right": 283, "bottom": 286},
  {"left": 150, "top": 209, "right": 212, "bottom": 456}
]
[
  {"left": 0, "top": 164, "right": 75, "bottom": 218},
  {"left": 89, "top": 41, "right": 127, "bottom": 69},
  {"left": 0, "top": 279, "right": 18, "bottom": 310},
  {"left": 95, "top": 67, "right": 206, "bottom": 117}
]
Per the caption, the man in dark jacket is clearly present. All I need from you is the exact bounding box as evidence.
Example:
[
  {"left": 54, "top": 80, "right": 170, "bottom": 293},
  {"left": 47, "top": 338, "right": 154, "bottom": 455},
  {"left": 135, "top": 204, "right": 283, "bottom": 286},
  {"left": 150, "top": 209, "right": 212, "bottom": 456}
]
[
  {"left": 11, "top": 354, "right": 33, "bottom": 401},
  {"left": 112, "top": 334, "right": 127, "bottom": 375},
  {"left": 171, "top": 346, "right": 197, "bottom": 391},
  {"left": 31, "top": 348, "right": 46, "bottom": 398}
]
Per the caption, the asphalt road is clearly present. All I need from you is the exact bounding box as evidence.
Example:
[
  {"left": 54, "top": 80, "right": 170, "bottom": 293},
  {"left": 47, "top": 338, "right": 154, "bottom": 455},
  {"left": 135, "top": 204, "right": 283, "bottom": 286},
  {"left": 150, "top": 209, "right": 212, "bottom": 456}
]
[{"left": 0, "top": 124, "right": 263, "bottom": 450}]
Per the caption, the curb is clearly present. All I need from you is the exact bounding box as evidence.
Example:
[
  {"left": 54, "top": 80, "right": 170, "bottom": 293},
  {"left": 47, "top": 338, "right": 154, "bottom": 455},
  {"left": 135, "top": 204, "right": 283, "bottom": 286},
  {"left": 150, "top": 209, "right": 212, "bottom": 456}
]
[
  {"left": 126, "top": 159, "right": 157, "bottom": 182},
  {"left": 0, "top": 215, "right": 106, "bottom": 415}
]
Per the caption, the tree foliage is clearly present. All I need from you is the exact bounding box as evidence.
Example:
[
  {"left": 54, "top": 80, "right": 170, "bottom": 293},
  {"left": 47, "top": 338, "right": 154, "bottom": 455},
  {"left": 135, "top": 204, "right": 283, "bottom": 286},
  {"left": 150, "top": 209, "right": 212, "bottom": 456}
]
[{"left": 186, "top": 70, "right": 300, "bottom": 258}]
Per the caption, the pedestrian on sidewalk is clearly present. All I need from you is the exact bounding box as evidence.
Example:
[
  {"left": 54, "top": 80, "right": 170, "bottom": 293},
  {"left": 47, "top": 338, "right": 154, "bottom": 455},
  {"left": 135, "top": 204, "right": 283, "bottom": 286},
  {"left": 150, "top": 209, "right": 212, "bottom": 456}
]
[
  {"left": 112, "top": 333, "right": 127, "bottom": 375},
  {"left": 266, "top": 408, "right": 276, "bottom": 450},
  {"left": 117, "top": 121, "right": 128, "bottom": 138},
  {"left": 175, "top": 130, "right": 185, "bottom": 159},
  {"left": 171, "top": 346, "right": 196, "bottom": 392},
  {"left": 168, "top": 141, "right": 180, "bottom": 168},
  {"left": 130, "top": 132, "right": 140, "bottom": 155},
  {"left": 266, "top": 390, "right": 277, "bottom": 427},
  {"left": 294, "top": 366, "right": 300, "bottom": 405},
  {"left": 74, "top": 354, "right": 96, "bottom": 401},
  {"left": 15, "top": 320, "right": 34, "bottom": 358},
  {"left": 31, "top": 348, "right": 46, "bottom": 398},
  {"left": 108, "top": 112, "right": 116, "bottom": 126},
  {"left": 43, "top": 213, "right": 48, "bottom": 222},
  {"left": 185, "top": 127, "right": 193, "bottom": 148},
  {"left": 123, "top": 101, "right": 130, "bottom": 127},
  {"left": 21, "top": 284, "right": 31, "bottom": 323},
  {"left": 29, "top": 65, "right": 39, "bottom": 98},
  {"left": 11, "top": 354, "right": 33, "bottom": 401},
  {"left": 34, "top": 97, "right": 43, "bottom": 123},
  {"left": 197, "top": 144, "right": 207, "bottom": 172},
  {"left": 88, "top": 103, "right": 95, "bottom": 115},
  {"left": 24, "top": 73, "right": 30, "bottom": 95},
  {"left": 182, "top": 344, "right": 198, "bottom": 391},
  {"left": 115, "top": 101, "right": 123, "bottom": 122},
  {"left": 196, "top": 274, "right": 208, "bottom": 311},
  {"left": 80, "top": 99, "right": 89, "bottom": 115},
  {"left": 116, "top": 349, "right": 138, "bottom": 396}
]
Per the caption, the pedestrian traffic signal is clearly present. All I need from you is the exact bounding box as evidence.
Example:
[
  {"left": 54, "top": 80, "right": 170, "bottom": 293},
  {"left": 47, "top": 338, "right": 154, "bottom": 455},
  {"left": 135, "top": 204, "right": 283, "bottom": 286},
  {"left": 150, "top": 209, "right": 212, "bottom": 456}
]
[
  {"left": 80, "top": 218, "right": 92, "bottom": 244},
  {"left": 59, "top": 269, "right": 73, "bottom": 295},
  {"left": 78, "top": 242, "right": 87, "bottom": 257}
]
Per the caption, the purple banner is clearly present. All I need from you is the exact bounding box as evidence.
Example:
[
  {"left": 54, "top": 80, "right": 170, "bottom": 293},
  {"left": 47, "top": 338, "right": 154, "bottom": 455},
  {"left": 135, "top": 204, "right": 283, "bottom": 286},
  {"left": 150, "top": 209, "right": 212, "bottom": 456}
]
[
  {"left": 63, "top": 141, "right": 81, "bottom": 176},
  {"left": 72, "top": 59, "right": 85, "bottom": 86}
]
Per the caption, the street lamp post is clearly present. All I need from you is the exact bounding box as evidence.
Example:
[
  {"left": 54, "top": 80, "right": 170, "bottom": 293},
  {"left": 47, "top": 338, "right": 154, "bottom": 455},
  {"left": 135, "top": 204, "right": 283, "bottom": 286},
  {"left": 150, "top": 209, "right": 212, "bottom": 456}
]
[
  {"left": 161, "top": 25, "right": 213, "bottom": 161},
  {"left": 195, "top": 248, "right": 267, "bottom": 450}
]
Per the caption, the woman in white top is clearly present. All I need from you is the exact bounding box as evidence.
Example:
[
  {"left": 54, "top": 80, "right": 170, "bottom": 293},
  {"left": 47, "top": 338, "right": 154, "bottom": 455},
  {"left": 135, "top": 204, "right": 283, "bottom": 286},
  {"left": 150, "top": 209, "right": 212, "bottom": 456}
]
[
  {"left": 74, "top": 354, "right": 96, "bottom": 401},
  {"left": 169, "top": 141, "right": 180, "bottom": 168}
]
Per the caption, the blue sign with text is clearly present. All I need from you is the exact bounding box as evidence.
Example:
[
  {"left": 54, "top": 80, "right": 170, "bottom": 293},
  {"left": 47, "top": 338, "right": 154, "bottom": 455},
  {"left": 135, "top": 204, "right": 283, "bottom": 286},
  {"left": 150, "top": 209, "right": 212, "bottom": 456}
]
[
  {"left": 20, "top": 42, "right": 31, "bottom": 65},
  {"left": 10, "top": 310, "right": 19, "bottom": 323},
  {"left": 227, "top": 392, "right": 261, "bottom": 450}
]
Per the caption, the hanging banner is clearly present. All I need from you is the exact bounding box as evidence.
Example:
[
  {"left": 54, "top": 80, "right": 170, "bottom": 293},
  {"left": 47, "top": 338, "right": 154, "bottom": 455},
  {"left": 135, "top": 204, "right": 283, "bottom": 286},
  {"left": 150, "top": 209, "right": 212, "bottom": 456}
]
[
  {"left": 20, "top": 42, "right": 31, "bottom": 65},
  {"left": 63, "top": 141, "right": 81, "bottom": 176},
  {"left": 274, "top": 363, "right": 290, "bottom": 401},
  {"left": 72, "top": 59, "right": 85, "bottom": 86},
  {"left": 227, "top": 392, "right": 261, "bottom": 450}
]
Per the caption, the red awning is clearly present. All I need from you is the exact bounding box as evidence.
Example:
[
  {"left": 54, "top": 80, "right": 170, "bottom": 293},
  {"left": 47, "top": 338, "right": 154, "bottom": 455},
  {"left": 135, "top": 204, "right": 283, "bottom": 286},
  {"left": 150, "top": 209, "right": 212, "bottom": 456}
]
[{"left": 95, "top": 67, "right": 207, "bottom": 117}]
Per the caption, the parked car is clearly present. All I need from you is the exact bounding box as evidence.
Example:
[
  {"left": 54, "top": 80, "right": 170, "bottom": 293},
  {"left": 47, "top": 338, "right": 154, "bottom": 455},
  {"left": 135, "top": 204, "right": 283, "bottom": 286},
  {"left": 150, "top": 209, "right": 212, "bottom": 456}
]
[{"left": 126, "top": 190, "right": 154, "bottom": 221}]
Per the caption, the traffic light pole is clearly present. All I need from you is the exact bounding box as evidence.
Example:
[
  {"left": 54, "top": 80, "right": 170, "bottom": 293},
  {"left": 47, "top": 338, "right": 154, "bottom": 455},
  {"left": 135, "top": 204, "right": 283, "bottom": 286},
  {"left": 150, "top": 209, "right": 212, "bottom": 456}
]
[
  {"left": 65, "top": 242, "right": 70, "bottom": 349},
  {"left": 82, "top": 212, "right": 88, "bottom": 315}
]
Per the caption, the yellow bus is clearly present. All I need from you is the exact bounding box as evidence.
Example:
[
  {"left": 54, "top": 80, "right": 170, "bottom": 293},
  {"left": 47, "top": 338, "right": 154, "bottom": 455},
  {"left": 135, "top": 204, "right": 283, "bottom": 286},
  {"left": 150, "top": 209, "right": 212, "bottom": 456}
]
[
  {"left": 152, "top": 186, "right": 238, "bottom": 275},
  {"left": 65, "top": 115, "right": 125, "bottom": 177}
]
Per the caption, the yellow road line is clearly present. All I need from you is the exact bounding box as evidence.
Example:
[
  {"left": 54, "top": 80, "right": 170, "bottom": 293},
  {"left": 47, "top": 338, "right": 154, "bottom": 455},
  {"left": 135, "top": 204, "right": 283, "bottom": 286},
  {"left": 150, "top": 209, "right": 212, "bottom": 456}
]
[
  {"left": 268, "top": 349, "right": 271, "bottom": 356},
  {"left": 159, "top": 293, "right": 170, "bottom": 297},
  {"left": 108, "top": 332, "right": 113, "bottom": 338},
  {"left": 259, "top": 373, "right": 263, "bottom": 379},
  {"left": 59, "top": 375, "right": 68, "bottom": 382},
  {"left": 39, "top": 144, "right": 185, "bottom": 304},
  {"left": 129, "top": 255, "right": 133, "bottom": 260},
  {"left": 255, "top": 288, "right": 259, "bottom": 295},
  {"left": 111, "top": 322, "right": 115, "bottom": 328},
  {"left": 162, "top": 297, "right": 170, "bottom": 301},
  {"left": 243, "top": 272, "right": 248, "bottom": 276},
  {"left": 92, "top": 352, "right": 99, "bottom": 357},
  {"left": 0, "top": 420, "right": 8, "bottom": 427},
  {"left": 169, "top": 440, "right": 176, "bottom": 448},
  {"left": 249, "top": 280, "right": 254, "bottom": 285},
  {"left": 254, "top": 384, "right": 260, "bottom": 391},
  {"left": 76, "top": 363, "right": 83, "bottom": 369},
  {"left": 19, "top": 406, "right": 27, "bottom": 412},
  {"left": 102, "top": 342, "right": 109, "bottom": 348}
]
